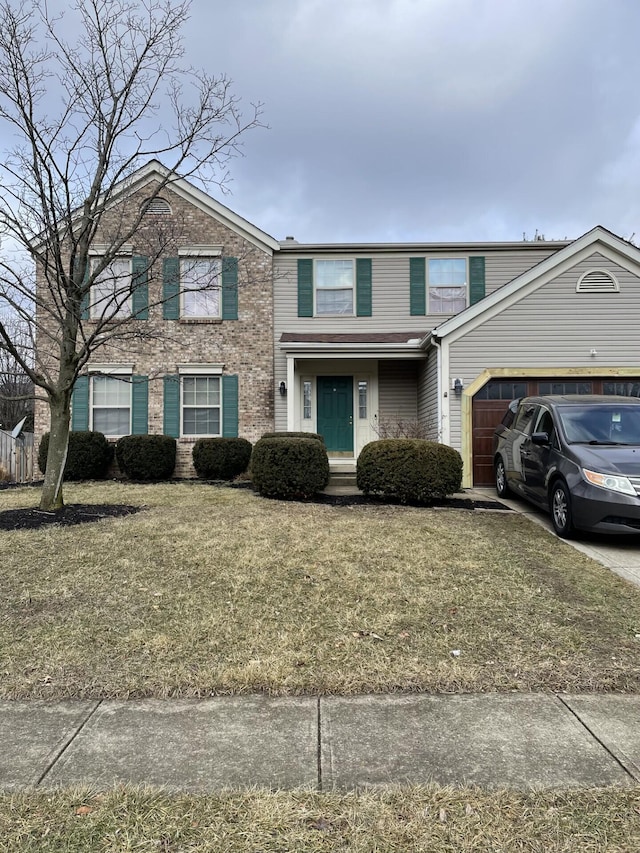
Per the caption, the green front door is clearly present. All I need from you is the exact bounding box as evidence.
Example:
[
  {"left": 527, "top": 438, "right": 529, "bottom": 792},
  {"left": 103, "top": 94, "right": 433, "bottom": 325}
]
[{"left": 317, "top": 376, "right": 354, "bottom": 453}]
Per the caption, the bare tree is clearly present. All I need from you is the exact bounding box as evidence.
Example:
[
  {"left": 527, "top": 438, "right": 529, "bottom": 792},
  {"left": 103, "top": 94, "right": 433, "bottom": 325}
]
[
  {"left": 0, "top": 0, "right": 262, "bottom": 510},
  {"left": 0, "top": 315, "right": 33, "bottom": 431}
]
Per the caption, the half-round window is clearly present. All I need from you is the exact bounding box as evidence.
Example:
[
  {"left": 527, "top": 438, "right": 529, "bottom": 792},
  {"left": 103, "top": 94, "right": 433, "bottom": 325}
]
[{"left": 576, "top": 269, "right": 619, "bottom": 293}]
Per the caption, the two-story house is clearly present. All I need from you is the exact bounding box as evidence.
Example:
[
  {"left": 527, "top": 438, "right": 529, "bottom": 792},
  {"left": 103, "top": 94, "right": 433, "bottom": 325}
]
[{"left": 34, "top": 160, "right": 640, "bottom": 486}]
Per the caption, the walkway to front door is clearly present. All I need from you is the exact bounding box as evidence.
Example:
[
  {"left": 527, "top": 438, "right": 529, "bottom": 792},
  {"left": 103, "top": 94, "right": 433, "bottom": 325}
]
[{"left": 317, "top": 376, "right": 353, "bottom": 453}]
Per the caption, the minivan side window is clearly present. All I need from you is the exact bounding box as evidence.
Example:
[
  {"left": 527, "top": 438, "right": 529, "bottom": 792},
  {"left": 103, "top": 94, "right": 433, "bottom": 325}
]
[
  {"left": 513, "top": 404, "right": 538, "bottom": 434},
  {"left": 533, "top": 408, "right": 557, "bottom": 446}
]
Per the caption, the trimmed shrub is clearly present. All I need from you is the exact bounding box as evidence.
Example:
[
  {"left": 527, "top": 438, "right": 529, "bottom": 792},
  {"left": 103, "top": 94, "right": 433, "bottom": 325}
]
[
  {"left": 261, "top": 431, "right": 325, "bottom": 445},
  {"left": 38, "top": 431, "right": 113, "bottom": 481},
  {"left": 115, "top": 434, "right": 176, "bottom": 481},
  {"left": 250, "top": 436, "right": 330, "bottom": 499},
  {"left": 192, "top": 437, "right": 253, "bottom": 480},
  {"left": 356, "top": 439, "right": 463, "bottom": 503}
]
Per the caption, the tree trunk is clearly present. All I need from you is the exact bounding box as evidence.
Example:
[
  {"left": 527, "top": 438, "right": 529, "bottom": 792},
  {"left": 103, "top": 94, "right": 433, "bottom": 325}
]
[{"left": 40, "top": 395, "right": 70, "bottom": 510}]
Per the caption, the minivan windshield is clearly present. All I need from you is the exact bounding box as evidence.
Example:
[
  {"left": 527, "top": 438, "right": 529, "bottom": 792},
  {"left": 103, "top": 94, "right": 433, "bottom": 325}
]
[{"left": 557, "top": 404, "right": 640, "bottom": 445}]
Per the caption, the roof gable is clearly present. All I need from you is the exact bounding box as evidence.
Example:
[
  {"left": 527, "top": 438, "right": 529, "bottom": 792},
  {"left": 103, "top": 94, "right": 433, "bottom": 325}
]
[
  {"left": 104, "top": 160, "right": 280, "bottom": 253},
  {"left": 430, "top": 227, "right": 640, "bottom": 344}
]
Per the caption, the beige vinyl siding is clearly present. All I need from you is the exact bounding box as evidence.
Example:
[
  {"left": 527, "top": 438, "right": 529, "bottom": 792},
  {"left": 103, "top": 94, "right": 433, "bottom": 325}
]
[
  {"left": 273, "top": 246, "right": 562, "bottom": 441},
  {"left": 418, "top": 353, "right": 439, "bottom": 440},
  {"left": 274, "top": 247, "right": 558, "bottom": 341},
  {"left": 378, "top": 361, "right": 419, "bottom": 426},
  {"left": 446, "top": 252, "right": 640, "bottom": 451},
  {"left": 274, "top": 255, "right": 431, "bottom": 335},
  {"left": 484, "top": 248, "right": 560, "bottom": 296}
]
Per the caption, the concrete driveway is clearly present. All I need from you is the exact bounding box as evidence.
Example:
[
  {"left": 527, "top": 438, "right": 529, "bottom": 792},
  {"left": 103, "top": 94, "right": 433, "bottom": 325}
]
[{"left": 471, "top": 488, "right": 640, "bottom": 589}]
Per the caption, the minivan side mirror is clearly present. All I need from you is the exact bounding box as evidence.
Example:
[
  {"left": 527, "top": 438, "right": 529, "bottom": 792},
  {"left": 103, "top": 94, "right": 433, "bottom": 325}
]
[{"left": 531, "top": 431, "right": 550, "bottom": 445}]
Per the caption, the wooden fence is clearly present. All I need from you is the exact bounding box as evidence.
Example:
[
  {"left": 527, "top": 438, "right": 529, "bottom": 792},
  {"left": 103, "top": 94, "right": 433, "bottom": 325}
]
[{"left": 0, "top": 429, "right": 35, "bottom": 483}]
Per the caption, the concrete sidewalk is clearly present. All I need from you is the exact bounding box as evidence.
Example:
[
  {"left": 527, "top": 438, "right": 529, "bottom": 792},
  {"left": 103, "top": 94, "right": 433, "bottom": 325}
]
[{"left": 2, "top": 693, "right": 639, "bottom": 792}]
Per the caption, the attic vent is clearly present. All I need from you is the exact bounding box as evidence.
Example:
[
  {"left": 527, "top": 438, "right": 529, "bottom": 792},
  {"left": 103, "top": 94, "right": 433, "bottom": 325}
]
[
  {"left": 142, "top": 197, "right": 172, "bottom": 215},
  {"left": 576, "top": 269, "right": 619, "bottom": 293}
]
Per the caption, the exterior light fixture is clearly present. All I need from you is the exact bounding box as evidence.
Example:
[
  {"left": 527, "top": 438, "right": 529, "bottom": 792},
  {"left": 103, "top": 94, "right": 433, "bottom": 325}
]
[
  {"left": 453, "top": 378, "right": 464, "bottom": 396},
  {"left": 279, "top": 381, "right": 287, "bottom": 396}
]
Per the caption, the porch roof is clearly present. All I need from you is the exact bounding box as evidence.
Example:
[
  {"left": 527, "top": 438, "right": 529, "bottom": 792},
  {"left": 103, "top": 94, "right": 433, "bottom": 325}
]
[{"left": 279, "top": 331, "right": 428, "bottom": 359}]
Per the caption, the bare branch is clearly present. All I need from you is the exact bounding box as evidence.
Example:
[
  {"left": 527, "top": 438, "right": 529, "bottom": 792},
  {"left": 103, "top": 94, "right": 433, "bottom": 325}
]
[{"left": 0, "top": 0, "right": 264, "bottom": 508}]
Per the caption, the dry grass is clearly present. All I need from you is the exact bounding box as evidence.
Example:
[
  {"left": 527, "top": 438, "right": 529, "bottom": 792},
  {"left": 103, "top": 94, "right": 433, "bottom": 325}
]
[
  {"left": 1, "top": 785, "right": 640, "bottom": 852},
  {"left": 1, "top": 481, "right": 639, "bottom": 698}
]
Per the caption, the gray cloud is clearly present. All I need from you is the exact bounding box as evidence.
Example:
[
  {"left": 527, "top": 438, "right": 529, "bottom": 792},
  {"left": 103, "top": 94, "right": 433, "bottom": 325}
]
[
  {"left": 182, "top": 0, "right": 640, "bottom": 243},
  {"left": 3, "top": 0, "right": 640, "bottom": 244}
]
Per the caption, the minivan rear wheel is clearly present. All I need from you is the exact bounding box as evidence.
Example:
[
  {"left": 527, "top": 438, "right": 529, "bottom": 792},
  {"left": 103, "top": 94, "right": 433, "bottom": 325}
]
[
  {"left": 495, "top": 457, "right": 511, "bottom": 498},
  {"left": 550, "top": 480, "right": 575, "bottom": 539}
]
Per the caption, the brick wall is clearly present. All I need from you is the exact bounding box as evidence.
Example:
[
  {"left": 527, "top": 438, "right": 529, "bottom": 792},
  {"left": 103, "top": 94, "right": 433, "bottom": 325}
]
[{"left": 34, "top": 178, "right": 275, "bottom": 478}]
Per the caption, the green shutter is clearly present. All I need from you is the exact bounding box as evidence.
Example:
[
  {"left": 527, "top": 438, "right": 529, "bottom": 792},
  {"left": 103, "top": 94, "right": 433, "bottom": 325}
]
[
  {"left": 71, "top": 376, "right": 89, "bottom": 431},
  {"left": 131, "top": 256, "right": 149, "bottom": 320},
  {"left": 131, "top": 375, "right": 148, "bottom": 434},
  {"left": 356, "top": 258, "right": 372, "bottom": 317},
  {"left": 163, "top": 375, "right": 180, "bottom": 437},
  {"left": 221, "top": 256, "right": 238, "bottom": 320},
  {"left": 80, "top": 290, "right": 90, "bottom": 321},
  {"left": 74, "top": 257, "right": 90, "bottom": 321},
  {"left": 410, "top": 257, "right": 426, "bottom": 316},
  {"left": 222, "top": 374, "right": 238, "bottom": 437},
  {"left": 163, "top": 258, "right": 180, "bottom": 319},
  {"left": 297, "top": 259, "right": 313, "bottom": 317},
  {"left": 469, "top": 256, "right": 486, "bottom": 305}
]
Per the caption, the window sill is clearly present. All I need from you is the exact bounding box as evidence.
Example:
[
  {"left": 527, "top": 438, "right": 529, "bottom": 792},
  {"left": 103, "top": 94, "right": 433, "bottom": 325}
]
[
  {"left": 179, "top": 317, "right": 223, "bottom": 325},
  {"left": 314, "top": 313, "right": 356, "bottom": 319}
]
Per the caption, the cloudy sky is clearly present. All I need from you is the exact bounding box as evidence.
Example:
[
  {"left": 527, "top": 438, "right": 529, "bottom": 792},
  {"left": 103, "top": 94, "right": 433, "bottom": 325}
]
[{"left": 175, "top": 0, "right": 640, "bottom": 245}]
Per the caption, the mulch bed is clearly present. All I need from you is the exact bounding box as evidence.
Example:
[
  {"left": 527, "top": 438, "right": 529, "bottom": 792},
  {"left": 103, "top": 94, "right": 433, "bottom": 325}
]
[
  {"left": 0, "top": 480, "right": 510, "bottom": 531},
  {"left": 314, "top": 493, "right": 511, "bottom": 510},
  {"left": 0, "top": 504, "right": 142, "bottom": 532}
]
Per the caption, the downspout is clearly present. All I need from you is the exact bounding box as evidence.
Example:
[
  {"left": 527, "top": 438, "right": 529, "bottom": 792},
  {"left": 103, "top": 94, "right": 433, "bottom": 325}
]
[
  {"left": 423, "top": 332, "right": 443, "bottom": 443},
  {"left": 432, "top": 335, "right": 443, "bottom": 442},
  {"left": 286, "top": 354, "right": 295, "bottom": 430}
]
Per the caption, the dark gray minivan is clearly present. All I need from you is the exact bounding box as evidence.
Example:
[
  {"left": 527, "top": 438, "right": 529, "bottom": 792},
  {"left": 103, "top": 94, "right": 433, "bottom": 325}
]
[{"left": 493, "top": 395, "right": 640, "bottom": 537}]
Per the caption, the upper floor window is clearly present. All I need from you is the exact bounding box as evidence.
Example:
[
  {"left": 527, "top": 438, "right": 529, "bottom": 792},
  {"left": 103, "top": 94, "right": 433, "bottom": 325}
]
[
  {"left": 428, "top": 258, "right": 467, "bottom": 314},
  {"left": 163, "top": 250, "right": 237, "bottom": 322},
  {"left": 316, "top": 259, "right": 354, "bottom": 315},
  {"left": 181, "top": 258, "right": 221, "bottom": 318},
  {"left": 91, "top": 257, "right": 132, "bottom": 319}
]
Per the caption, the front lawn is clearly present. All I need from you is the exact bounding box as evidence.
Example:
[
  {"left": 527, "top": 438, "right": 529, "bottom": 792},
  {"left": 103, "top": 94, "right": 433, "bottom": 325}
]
[
  {"left": 2, "top": 786, "right": 640, "bottom": 852},
  {"left": 1, "top": 482, "right": 639, "bottom": 698}
]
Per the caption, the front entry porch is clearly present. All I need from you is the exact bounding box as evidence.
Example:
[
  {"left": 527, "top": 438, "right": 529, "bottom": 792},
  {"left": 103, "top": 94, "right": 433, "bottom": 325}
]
[
  {"left": 278, "top": 333, "right": 430, "bottom": 474},
  {"left": 285, "top": 359, "right": 378, "bottom": 465}
]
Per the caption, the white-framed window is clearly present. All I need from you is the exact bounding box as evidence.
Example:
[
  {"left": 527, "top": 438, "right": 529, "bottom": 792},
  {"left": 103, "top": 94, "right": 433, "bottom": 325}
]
[
  {"left": 181, "top": 375, "right": 221, "bottom": 436},
  {"left": 302, "top": 380, "right": 312, "bottom": 420},
  {"left": 180, "top": 257, "right": 221, "bottom": 318},
  {"left": 90, "top": 373, "right": 132, "bottom": 436},
  {"left": 91, "top": 257, "right": 132, "bottom": 319},
  {"left": 315, "top": 259, "right": 354, "bottom": 315},
  {"left": 428, "top": 258, "right": 467, "bottom": 314},
  {"left": 358, "top": 380, "right": 368, "bottom": 419}
]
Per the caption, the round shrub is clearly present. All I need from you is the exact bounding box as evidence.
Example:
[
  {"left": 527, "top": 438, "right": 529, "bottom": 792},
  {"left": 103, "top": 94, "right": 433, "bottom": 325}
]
[
  {"left": 192, "top": 437, "right": 253, "bottom": 480},
  {"left": 38, "top": 431, "right": 113, "bottom": 480},
  {"left": 115, "top": 434, "right": 176, "bottom": 481},
  {"left": 356, "top": 439, "right": 463, "bottom": 503},
  {"left": 250, "top": 436, "right": 330, "bottom": 499},
  {"left": 261, "top": 431, "right": 325, "bottom": 445}
]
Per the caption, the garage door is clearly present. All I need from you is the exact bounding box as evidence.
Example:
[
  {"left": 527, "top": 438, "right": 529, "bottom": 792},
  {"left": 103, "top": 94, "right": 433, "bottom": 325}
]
[{"left": 472, "top": 378, "right": 640, "bottom": 486}]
